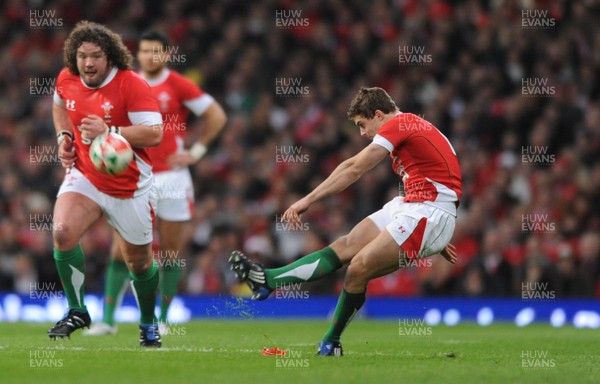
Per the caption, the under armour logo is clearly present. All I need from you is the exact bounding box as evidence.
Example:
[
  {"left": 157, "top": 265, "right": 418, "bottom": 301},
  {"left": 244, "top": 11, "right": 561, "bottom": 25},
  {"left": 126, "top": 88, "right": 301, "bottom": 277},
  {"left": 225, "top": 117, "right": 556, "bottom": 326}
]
[
  {"left": 398, "top": 226, "right": 407, "bottom": 233},
  {"left": 66, "top": 99, "right": 76, "bottom": 110}
]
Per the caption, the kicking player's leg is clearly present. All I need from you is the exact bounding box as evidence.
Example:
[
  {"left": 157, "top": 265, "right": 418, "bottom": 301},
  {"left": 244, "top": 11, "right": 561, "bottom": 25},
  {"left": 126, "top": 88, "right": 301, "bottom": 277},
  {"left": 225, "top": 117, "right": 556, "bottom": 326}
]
[
  {"left": 157, "top": 218, "right": 185, "bottom": 323},
  {"left": 319, "top": 203, "right": 457, "bottom": 355},
  {"left": 49, "top": 190, "right": 102, "bottom": 338},
  {"left": 266, "top": 217, "right": 380, "bottom": 285},
  {"left": 257, "top": 197, "right": 399, "bottom": 291},
  {"left": 320, "top": 229, "right": 400, "bottom": 350},
  {"left": 230, "top": 216, "right": 380, "bottom": 299}
]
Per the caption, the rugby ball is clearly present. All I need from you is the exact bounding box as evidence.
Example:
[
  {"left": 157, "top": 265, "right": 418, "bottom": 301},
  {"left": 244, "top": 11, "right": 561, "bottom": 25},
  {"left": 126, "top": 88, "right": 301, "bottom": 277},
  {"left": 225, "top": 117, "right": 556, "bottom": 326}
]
[{"left": 89, "top": 132, "right": 134, "bottom": 175}]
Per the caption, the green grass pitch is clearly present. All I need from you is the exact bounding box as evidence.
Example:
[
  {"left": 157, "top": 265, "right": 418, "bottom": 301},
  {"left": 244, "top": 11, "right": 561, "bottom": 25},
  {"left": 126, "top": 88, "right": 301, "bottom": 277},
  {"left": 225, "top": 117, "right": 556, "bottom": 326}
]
[{"left": 1, "top": 320, "right": 599, "bottom": 384}]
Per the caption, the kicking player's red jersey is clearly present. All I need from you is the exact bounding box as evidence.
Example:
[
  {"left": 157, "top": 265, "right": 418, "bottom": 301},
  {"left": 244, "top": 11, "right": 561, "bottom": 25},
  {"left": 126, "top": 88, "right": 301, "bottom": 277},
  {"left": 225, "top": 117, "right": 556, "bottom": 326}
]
[
  {"left": 373, "top": 113, "right": 462, "bottom": 205},
  {"left": 142, "top": 69, "right": 214, "bottom": 173},
  {"left": 54, "top": 67, "right": 162, "bottom": 198}
]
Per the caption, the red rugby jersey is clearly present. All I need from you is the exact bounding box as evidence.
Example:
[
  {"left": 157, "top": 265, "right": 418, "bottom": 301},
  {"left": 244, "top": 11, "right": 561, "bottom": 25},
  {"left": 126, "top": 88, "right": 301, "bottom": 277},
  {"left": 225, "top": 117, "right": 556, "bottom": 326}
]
[
  {"left": 372, "top": 113, "right": 462, "bottom": 205},
  {"left": 54, "top": 67, "right": 162, "bottom": 198},
  {"left": 142, "top": 69, "right": 214, "bottom": 173}
]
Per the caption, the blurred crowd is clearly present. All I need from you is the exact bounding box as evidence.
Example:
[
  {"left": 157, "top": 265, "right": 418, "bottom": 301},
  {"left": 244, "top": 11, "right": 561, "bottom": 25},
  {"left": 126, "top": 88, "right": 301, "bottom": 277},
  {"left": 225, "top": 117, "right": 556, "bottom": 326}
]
[{"left": 0, "top": 0, "right": 599, "bottom": 299}]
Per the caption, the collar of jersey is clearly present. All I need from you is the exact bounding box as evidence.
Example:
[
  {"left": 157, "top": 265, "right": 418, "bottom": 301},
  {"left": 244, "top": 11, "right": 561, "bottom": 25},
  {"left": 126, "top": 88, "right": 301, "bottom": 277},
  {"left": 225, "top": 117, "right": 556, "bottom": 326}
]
[
  {"left": 80, "top": 67, "right": 118, "bottom": 89},
  {"left": 142, "top": 68, "right": 170, "bottom": 87}
]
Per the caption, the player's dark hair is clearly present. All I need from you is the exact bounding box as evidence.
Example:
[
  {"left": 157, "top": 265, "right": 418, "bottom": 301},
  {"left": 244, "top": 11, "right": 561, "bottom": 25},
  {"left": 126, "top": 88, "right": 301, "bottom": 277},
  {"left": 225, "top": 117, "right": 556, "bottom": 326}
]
[
  {"left": 64, "top": 20, "right": 133, "bottom": 75},
  {"left": 347, "top": 87, "right": 398, "bottom": 119},
  {"left": 139, "top": 29, "right": 170, "bottom": 48}
]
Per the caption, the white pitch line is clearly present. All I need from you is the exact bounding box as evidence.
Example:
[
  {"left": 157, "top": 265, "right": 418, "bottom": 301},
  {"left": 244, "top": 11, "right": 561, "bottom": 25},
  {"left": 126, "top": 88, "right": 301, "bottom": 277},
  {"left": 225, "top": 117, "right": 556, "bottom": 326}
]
[
  {"left": 40, "top": 346, "right": 85, "bottom": 351},
  {"left": 2, "top": 344, "right": 450, "bottom": 357}
]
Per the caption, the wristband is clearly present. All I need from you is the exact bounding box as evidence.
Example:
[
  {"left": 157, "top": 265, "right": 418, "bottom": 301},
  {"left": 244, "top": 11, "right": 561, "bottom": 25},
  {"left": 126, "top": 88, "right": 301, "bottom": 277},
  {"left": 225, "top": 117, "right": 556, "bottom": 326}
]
[
  {"left": 189, "top": 142, "right": 207, "bottom": 161},
  {"left": 108, "top": 126, "right": 121, "bottom": 135},
  {"left": 56, "top": 131, "right": 74, "bottom": 145}
]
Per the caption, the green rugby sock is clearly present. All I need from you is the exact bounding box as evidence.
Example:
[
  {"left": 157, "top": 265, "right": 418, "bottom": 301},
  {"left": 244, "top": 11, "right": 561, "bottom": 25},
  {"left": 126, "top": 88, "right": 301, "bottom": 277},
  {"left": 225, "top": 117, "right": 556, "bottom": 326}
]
[
  {"left": 159, "top": 265, "right": 182, "bottom": 323},
  {"left": 264, "top": 247, "right": 342, "bottom": 289},
  {"left": 130, "top": 261, "right": 159, "bottom": 324},
  {"left": 102, "top": 259, "right": 130, "bottom": 326},
  {"left": 323, "top": 289, "right": 366, "bottom": 343},
  {"left": 53, "top": 246, "right": 86, "bottom": 312}
]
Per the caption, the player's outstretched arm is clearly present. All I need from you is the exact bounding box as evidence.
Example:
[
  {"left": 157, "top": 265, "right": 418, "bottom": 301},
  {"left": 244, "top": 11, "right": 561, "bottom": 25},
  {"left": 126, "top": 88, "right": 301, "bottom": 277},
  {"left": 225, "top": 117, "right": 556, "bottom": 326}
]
[{"left": 282, "top": 144, "right": 389, "bottom": 223}]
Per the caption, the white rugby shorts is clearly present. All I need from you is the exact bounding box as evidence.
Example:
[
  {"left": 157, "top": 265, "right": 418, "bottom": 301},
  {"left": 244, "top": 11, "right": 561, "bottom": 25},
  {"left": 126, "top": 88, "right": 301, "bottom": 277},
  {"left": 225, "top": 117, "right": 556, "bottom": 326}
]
[
  {"left": 153, "top": 167, "right": 194, "bottom": 221},
  {"left": 368, "top": 196, "right": 456, "bottom": 259},
  {"left": 57, "top": 167, "right": 156, "bottom": 245}
]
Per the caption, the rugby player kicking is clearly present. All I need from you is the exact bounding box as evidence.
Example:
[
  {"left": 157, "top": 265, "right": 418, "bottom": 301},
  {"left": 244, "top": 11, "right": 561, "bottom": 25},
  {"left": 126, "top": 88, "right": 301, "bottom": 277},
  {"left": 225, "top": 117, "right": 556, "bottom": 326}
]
[{"left": 230, "top": 87, "right": 461, "bottom": 356}]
